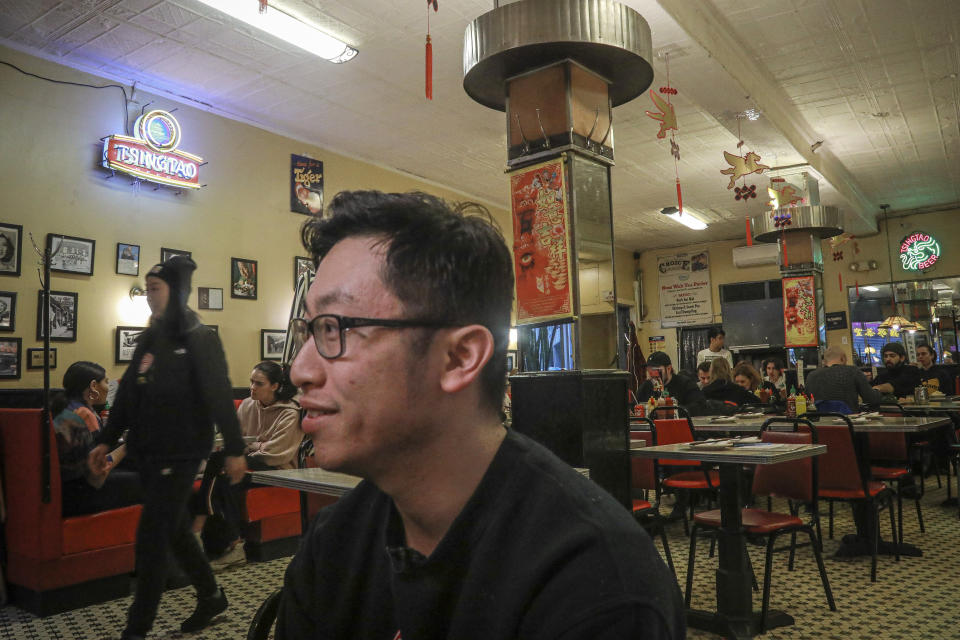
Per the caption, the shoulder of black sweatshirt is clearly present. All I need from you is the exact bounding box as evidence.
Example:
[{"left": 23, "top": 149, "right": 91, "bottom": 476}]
[{"left": 276, "top": 429, "right": 685, "bottom": 640}]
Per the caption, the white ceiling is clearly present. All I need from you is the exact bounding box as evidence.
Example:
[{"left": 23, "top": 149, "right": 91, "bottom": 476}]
[{"left": 1, "top": 0, "right": 958, "bottom": 251}]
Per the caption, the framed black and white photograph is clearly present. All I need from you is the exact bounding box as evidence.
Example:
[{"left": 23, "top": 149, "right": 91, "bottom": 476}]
[
  {"left": 116, "top": 242, "right": 140, "bottom": 275},
  {"left": 294, "top": 256, "right": 314, "bottom": 290},
  {"left": 261, "top": 329, "right": 286, "bottom": 361},
  {"left": 0, "top": 291, "right": 15, "bottom": 331},
  {"left": 198, "top": 287, "right": 223, "bottom": 310},
  {"left": 27, "top": 347, "right": 57, "bottom": 370},
  {"left": 231, "top": 258, "right": 257, "bottom": 300},
  {"left": 47, "top": 234, "right": 95, "bottom": 276},
  {"left": 0, "top": 222, "right": 22, "bottom": 276},
  {"left": 161, "top": 247, "right": 192, "bottom": 263},
  {"left": 37, "top": 290, "right": 78, "bottom": 342},
  {"left": 0, "top": 337, "right": 21, "bottom": 379},
  {"left": 115, "top": 326, "right": 145, "bottom": 363}
]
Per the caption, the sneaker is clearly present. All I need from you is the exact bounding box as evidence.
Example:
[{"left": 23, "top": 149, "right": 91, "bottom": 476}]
[
  {"left": 209, "top": 540, "right": 246, "bottom": 571},
  {"left": 181, "top": 586, "right": 228, "bottom": 633}
]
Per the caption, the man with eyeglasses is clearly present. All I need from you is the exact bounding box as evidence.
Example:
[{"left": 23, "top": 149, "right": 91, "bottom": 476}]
[{"left": 276, "top": 191, "right": 683, "bottom": 640}]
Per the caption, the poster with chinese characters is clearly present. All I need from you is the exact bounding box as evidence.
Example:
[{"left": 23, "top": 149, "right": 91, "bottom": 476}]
[
  {"left": 509, "top": 159, "right": 573, "bottom": 323},
  {"left": 657, "top": 251, "right": 712, "bottom": 327},
  {"left": 290, "top": 155, "right": 324, "bottom": 215},
  {"left": 783, "top": 275, "right": 818, "bottom": 347}
]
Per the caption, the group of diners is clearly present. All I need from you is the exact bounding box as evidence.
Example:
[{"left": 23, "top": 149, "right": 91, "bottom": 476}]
[{"left": 51, "top": 254, "right": 304, "bottom": 640}]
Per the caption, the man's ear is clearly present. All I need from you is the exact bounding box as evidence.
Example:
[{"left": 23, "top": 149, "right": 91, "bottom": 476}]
[{"left": 438, "top": 325, "right": 495, "bottom": 395}]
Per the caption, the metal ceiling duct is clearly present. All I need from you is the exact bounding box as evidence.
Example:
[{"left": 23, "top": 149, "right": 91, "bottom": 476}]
[
  {"left": 751, "top": 205, "right": 843, "bottom": 243},
  {"left": 462, "top": 0, "right": 653, "bottom": 111}
]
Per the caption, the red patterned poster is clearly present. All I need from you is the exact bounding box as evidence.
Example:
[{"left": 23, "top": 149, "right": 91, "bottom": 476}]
[
  {"left": 510, "top": 159, "right": 573, "bottom": 323},
  {"left": 783, "top": 275, "right": 817, "bottom": 347}
]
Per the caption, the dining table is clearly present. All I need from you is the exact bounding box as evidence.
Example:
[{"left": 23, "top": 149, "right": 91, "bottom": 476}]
[
  {"left": 631, "top": 440, "right": 826, "bottom": 640},
  {"left": 250, "top": 467, "right": 361, "bottom": 497}
]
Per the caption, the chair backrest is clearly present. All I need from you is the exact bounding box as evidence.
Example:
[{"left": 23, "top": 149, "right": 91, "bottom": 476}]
[
  {"left": 650, "top": 410, "right": 699, "bottom": 467},
  {"left": 815, "top": 399, "right": 853, "bottom": 414},
  {"left": 753, "top": 427, "right": 816, "bottom": 502},
  {"left": 629, "top": 430, "right": 657, "bottom": 491},
  {"left": 867, "top": 431, "right": 909, "bottom": 462},
  {"left": 813, "top": 416, "right": 869, "bottom": 495}
]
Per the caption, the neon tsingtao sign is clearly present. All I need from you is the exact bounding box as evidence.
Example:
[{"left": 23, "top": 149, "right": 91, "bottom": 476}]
[
  {"left": 899, "top": 232, "right": 940, "bottom": 271},
  {"left": 101, "top": 110, "right": 202, "bottom": 189}
]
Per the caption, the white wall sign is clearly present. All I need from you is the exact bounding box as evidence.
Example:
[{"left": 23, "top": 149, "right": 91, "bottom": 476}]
[{"left": 657, "top": 251, "right": 713, "bottom": 328}]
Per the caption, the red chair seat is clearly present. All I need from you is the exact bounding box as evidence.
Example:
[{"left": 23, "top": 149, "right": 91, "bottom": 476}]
[
  {"left": 663, "top": 470, "right": 719, "bottom": 489},
  {"left": 694, "top": 507, "right": 804, "bottom": 534},
  {"left": 632, "top": 499, "right": 653, "bottom": 513},
  {"left": 871, "top": 466, "right": 909, "bottom": 480},
  {"left": 245, "top": 486, "right": 300, "bottom": 522},
  {"left": 820, "top": 480, "right": 888, "bottom": 500},
  {"left": 62, "top": 505, "right": 143, "bottom": 555}
]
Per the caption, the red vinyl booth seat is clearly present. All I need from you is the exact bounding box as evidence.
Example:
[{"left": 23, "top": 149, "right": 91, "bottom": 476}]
[
  {"left": 244, "top": 486, "right": 302, "bottom": 543},
  {"left": 0, "top": 408, "right": 143, "bottom": 608}
]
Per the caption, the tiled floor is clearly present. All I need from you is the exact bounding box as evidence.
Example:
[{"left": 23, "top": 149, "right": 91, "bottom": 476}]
[{"left": 2, "top": 480, "right": 959, "bottom": 639}]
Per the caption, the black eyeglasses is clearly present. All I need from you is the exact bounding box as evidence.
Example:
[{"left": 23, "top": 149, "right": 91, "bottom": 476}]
[{"left": 288, "top": 314, "right": 451, "bottom": 360}]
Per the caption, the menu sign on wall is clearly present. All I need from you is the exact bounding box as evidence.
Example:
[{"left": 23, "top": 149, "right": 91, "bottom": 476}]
[
  {"left": 657, "top": 251, "right": 712, "bottom": 327},
  {"left": 509, "top": 159, "right": 573, "bottom": 323}
]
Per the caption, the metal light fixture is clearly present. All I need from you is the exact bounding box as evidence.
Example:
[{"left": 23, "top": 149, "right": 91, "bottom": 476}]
[
  {"left": 195, "top": 0, "right": 357, "bottom": 63},
  {"left": 660, "top": 206, "right": 707, "bottom": 230},
  {"left": 129, "top": 285, "right": 146, "bottom": 299}
]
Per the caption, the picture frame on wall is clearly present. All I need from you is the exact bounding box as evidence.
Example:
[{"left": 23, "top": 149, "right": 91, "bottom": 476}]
[
  {"left": 506, "top": 350, "right": 518, "bottom": 373},
  {"left": 0, "top": 222, "right": 23, "bottom": 276},
  {"left": 294, "top": 256, "right": 314, "bottom": 290},
  {"left": 198, "top": 287, "right": 223, "bottom": 310},
  {"left": 115, "top": 326, "right": 145, "bottom": 363},
  {"left": 161, "top": 247, "right": 192, "bottom": 263},
  {"left": 0, "top": 337, "right": 21, "bottom": 379},
  {"left": 0, "top": 291, "right": 15, "bottom": 331},
  {"left": 205, "top": 324, "right": 219, "bottom": 335},
  {"left": 116, "top": 242, "right": 140, "bottom": 275},
  {"left": 47, "top": 234, "right": 95, "bottom": 276},
  {"left": 261, "top": 329, "right": 286, "bottom": 361},
  {"left": 37, "top": 290, "right": 78, "bottom": 342},
  {"left": 27, "top": 347, "right": 57, "bottom": 370},
  {"left": 231, "top": 258, "right": 257, "bottom": 299}
]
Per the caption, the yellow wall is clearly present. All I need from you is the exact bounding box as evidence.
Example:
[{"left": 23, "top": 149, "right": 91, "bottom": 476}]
[
  {"left": 0, "top": 46, "right": 512, "bottom": 388},
  {"left": 633, "top": 207, "right": 960, "bottom": 366}
]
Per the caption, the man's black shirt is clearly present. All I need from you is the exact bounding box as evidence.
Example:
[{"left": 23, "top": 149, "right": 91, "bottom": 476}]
[{"left": 871, "top": 363, "right": 922, "bottom": 398}]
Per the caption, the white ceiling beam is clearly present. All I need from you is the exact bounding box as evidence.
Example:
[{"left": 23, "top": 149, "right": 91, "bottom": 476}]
[{"left": 655, "top": 0, "right": 879, "bottom": 235}]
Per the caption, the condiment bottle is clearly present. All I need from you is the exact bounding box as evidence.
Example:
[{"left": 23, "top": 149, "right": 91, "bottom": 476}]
[{"left": 786, "top": 387, "right": 797, "bottom": 418}]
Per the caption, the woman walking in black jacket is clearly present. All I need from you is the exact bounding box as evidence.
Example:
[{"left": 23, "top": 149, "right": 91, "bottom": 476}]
[{"left": 90, "top": 255, "right": 247, "bottom": 640}]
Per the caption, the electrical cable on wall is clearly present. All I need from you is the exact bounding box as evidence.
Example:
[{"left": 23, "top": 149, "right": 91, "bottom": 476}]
[{"left": 0, "top": 59, "right": 130, "bottom": 135}]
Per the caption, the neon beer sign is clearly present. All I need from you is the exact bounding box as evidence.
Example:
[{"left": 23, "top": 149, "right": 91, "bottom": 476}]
[
  {"left": 102, "top": 110, "right": 202, "bottom": 189},
  {"left": 899, "top": 232, "right": 940, "bottom": 271}
]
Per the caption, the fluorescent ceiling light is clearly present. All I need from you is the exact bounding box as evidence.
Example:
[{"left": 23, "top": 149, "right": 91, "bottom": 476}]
[
  {"left": 196, "top": 0, "right": 357, "bottom": 63},
  {"left": 663, "top": 208, "right": 707, "bottom": 230},
  {"left": 862, "top": 286, "right": 879, "bottom": 292}
]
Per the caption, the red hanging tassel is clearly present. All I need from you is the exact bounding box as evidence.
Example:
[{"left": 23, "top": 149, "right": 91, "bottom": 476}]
[
  {"left": 259, "top": 0, "right": 268, "bottom": 13},
  {"left": 855, "top": 280, "right": 859, "bottom": 297},
  {"left": 781, "top": 232, "right": 788, "bottom": 267},
  {"left": 838, "top": 272, "right": 843, "bottom": 293},
  {"left": 676, "top": 179, "right": 683, "bottom": 212},
  {"left": 425, "top": 34, "right": 433, "bottom": 100},
  {"left": 745, "top": 217, "right": 752, "bottom": 246}
]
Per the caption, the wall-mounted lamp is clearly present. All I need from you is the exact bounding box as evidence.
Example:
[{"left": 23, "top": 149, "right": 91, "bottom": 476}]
[
  {"left": 130, "top": 285, "right": 146, "bottom": 299},
  {"left": 118, "top": 284, "right": 151, "bottom": 325}
]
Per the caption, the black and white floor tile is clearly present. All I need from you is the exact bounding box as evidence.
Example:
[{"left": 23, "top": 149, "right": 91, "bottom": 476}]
[{"left": 2, "top": 481, "right": 959, "bottom": 639}]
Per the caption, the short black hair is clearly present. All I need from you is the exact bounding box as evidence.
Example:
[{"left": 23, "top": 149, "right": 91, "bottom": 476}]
[
  {"left": 697, "top": 361, "right": 712, "bottom": 373},
  {"left": 301, "top": 190, "right": 514, "bottom": 413},
  {"left": 763, "top": 357, "right": 784, "bottom": 372},
  {"left": 708, "top": 327, "right": 725, "bottom": 340}
]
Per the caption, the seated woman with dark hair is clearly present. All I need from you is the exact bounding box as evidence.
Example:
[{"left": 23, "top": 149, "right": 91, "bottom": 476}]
[
  {"left": 54, "top": 361, "right": 142, "bottom": 517},
  {"left": 194, "top": 361, "right": 303, "bottom": 565},
  {"left": 701, "top": 358, "right": 758, "bottom": 407},
  {"left": 733, "top": 362, "right": 763, "bottom": 396}
]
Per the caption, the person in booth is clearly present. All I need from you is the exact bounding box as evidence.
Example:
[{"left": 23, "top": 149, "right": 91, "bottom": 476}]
[
  {"left": 193, "top": 360, "right": 303, "bottom": 567},
  {"left": 633, "top": 351, "right": 708, "bottom": 417},
  {"left": 701, "top": 358, "right": 756, "bottom": 407},
  {"left": 915, "top": 343, "right": 951, "bottom": 395},
  {"left": 89, "top": 255, "right": 247, "bottom": 640},
  {"left": 762, "top": 357, "right": 787, "bottom": 397},
  {"left": 276, "top": 191, "right": 684, "bottom": 639},
  {"left": 53, "top": 361, "right": 141, "bottom": 517},
  {"left": 696, "top": 360, "right": 712, "bottom": 389},
  {"left": 871, "top": 342, "right": 923, "bottom": 400}
]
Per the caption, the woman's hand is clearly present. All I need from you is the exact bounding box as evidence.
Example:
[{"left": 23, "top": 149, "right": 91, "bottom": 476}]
[
  {"left": 88, "top": 444, "right": 110, "bottom": 475},
  {"left": 224, "top": 455, "right": 248, "bottom": 484}
]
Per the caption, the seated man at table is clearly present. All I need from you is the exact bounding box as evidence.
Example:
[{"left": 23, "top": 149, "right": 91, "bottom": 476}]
[
  {"left": 915, "top": 343, "right": 952, "bottom": 395},
  {"left": 871, "top": 342, "right": 922, "bottom": 400},
  {"left": 276, "top": 191, "right": 684, "bottom": 640},
  {"left": 696, "top": 361, "right": 712, "bottom": 389},
  {"left": 806, "top": 345, "right": 882, "bottom": 413},
  {"left": 636, "top": 351, "right": 709, "bottom": 416}
]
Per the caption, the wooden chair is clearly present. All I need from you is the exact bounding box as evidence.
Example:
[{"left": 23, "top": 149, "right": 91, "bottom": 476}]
[{"left": 684, "top": 417, "right": 835, "bottom": 632}]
